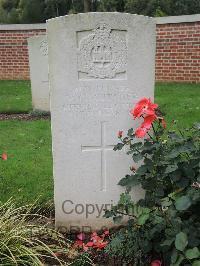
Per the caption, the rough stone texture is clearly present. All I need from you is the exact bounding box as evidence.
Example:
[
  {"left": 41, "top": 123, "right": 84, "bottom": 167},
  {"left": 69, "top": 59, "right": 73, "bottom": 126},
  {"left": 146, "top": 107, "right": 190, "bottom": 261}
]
[
  {"left": 47, "top": 12, "right": 156, "bottom": 231},
  {"left": 28, "top": 35, "right": 50, "bottom": 111}
]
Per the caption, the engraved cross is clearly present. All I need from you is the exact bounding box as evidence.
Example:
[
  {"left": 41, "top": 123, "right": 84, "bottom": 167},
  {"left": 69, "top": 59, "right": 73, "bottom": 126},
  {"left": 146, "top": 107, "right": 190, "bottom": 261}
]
[{"left": 81, "top": 122, "right": 114, "bottom": 192}]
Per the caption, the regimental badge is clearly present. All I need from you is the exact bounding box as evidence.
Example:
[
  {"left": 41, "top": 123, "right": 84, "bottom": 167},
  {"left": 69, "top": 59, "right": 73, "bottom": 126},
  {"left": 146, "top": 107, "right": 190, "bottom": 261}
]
[{"left": 77, "top": 23, "right": 127, "bottom": 79}]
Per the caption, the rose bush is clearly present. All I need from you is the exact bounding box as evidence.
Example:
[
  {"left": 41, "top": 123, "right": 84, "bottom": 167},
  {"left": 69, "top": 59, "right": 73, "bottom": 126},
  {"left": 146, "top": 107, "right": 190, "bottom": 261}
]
[{"left": 104, "top": 98, "right": 200, "bottom": 266}]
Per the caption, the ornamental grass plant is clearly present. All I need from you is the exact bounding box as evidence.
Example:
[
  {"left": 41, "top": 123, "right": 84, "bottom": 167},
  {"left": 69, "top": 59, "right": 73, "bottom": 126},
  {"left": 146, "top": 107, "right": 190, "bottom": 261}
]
[{"left": 0, "top": 199, "right": 73, "bottom": 265}]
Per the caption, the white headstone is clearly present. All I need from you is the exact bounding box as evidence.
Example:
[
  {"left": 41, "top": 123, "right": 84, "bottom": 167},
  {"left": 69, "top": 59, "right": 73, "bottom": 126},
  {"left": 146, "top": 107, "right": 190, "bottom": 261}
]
[
  {"left": 28, "top": 35, "right": 50, "bottom": 112},
  {"left": 47, "top": 13, "right": 156, "bottom": 232}
]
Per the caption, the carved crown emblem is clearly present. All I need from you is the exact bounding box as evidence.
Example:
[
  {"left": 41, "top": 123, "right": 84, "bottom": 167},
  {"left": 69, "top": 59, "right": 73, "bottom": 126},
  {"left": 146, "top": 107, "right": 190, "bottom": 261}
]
[{"left": 77, "top": 23, "right": 127, "bottom": 79}]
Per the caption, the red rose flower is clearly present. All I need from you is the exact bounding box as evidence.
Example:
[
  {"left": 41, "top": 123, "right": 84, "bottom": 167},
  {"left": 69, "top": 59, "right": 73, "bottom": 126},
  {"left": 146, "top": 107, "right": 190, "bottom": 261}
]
[
  {"left": 151, "top": 260, "right": 162, "bottom": 266},
  {"left": 118, "top": 130, "right": 123, "bottom": 138},
  {"left": 141, "top": 114, "right": 157, "bottom": 130},
  {"left": 131, "top": 98, "right": 158, "bottom": 118},
  {"left": 135, "top": 127, "right": 148, "bottom": 138}
]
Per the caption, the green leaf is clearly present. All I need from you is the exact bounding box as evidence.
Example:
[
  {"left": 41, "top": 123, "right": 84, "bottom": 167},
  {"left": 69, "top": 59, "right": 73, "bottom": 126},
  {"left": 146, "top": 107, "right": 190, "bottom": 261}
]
[
  {"left": 175, "top": 232, "right": 188, "bottom": 251},
  {"left": 193, "top": 261, "right": 200, "bottom": 266},
  {"left": 165, "top": 164, "right": 178, "bottom": 174},
  {"left": 176, "top": 177, "right": 189, "bottom": 189},
  {"left": 161, "top": 238, "right": 174, "bottom": 247},
  {"left": 161, "top": 197, "right": 172, "bottom": 207},
  {"left": 168, "top": 132, "right": 183, "bottom": 141},
  {"left": 132, "top": 153, "right": 143, "bottom": 162},
  {"left": 130, "top": 142, "right": 143, "bottom": 149},
  {"left": 171, "top": 254, "right": 184, "bottom": 266},
  {"left": 175, "top": 196, "right": 192, "bottom": 211},
  {"left": 170, "top": 170, "right": 181, "bottom": 182},
  {"left": 167, "top": 149, "right": 179, "bottom": 159},
  {"left": 153, "top": 215, "right": 165, "bottom": 224},
  {"left": 127, "top": 150, "right": 134, "bottom": 155},
  {"left": 185, "top": 247, "right": 200, "bottom": 260},
  {"left": 143, "top": 140, "right": 158, "bottom": 152},
  {"left": 137, "top": 213, "right": 150, "bottom": 225},
  {"left": 113, "top": 143, "right": 124, "bottom": 151},
  {"left": 183, "top": 167, "right": 195, "bottom": 178},
  {"left": 171, "top": 248, "right": 178, "bottom": 264},
  {"left": 136, "top": 165, "right": 147, "bottom": 175},
  {"left": 144, "top": 157, "right": 153, "bottom": 165},
  {"left": 119, "top": 193, "right": 132, "bottom": 205},
  {"left": 118, "top": 175, "right": 140, "bottom": 187},
  {"left": 132, "top": 205, "right": 150, "bottom": 216},
  {"left": 127, "top": 128, "right": 134, "bottom": 136},
  {"left": 104, "top": 209, "right": 114, "bottom": 218},
  {"left": 155, "top": 187, "right": 164, "bottom": 197}
]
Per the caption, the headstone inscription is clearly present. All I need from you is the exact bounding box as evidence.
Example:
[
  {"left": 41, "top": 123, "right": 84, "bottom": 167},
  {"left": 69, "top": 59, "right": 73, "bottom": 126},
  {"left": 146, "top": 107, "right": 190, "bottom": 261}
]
[
  {"left": 28, "top": 35, "right": 50, "bottom": 112},
  {"left": 47, "top": 13, "right": 156, "bottom": 231}
]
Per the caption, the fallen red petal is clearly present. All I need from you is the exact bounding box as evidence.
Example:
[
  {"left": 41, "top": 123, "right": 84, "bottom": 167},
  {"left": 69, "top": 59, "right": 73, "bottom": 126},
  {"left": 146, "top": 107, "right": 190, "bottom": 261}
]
[
  {"left": 74, "top": 240, "right": 83, "bottom": 248},
  {"left": 1, "top": 153, "right": 7, "bottom": 160},
  {"left": 86, "top": 241, "right": 94, "bottom": 247},
  {"left": 95, "top": 241, "right": 108, "bottom": 249},
  {"left": 77, "top": 232, "right": 86, "bottom": 241}
]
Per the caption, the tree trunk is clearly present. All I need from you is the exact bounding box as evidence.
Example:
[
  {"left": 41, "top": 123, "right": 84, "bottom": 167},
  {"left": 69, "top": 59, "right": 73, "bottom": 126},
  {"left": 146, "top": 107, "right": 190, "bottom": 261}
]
[{"left": 84, "top": 0, "right": 91, "bottom": 12}]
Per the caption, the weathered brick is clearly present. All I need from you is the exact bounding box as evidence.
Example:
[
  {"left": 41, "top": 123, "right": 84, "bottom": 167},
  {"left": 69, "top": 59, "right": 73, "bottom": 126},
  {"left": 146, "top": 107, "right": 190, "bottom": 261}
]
[
  {"left": 0, "top": 29, "right": 45, "bottom": 80},
  {"left": 156, "top": 21, "right": 200, "bottom": 83}
]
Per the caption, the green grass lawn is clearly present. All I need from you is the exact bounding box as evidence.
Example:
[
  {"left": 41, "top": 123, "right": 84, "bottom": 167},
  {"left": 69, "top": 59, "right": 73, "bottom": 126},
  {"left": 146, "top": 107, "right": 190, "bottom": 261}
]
[
  {"left": 155, "top": 83, "right": 200, "bottom": 128},
  {"left": 0, "top": 80, "right": 32, "bottom": 113},
  {"left": 0, "top": 120, "right": 53, "bottom": 205},
  {"left": 0, "top": 81, "right": 199, "bottom": 205}
]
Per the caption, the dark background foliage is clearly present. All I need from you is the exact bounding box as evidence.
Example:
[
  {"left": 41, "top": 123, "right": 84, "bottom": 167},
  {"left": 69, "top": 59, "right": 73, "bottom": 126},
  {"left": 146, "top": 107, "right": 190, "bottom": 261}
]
[{"left": 0, "top": 0, "right": 200, "bottom": 23}]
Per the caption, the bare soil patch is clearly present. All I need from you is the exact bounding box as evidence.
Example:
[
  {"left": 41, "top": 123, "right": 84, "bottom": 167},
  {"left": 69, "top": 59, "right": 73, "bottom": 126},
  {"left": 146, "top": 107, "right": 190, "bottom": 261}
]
[{"left": 0, "top": 113, "right": 50, "bottom": 121}]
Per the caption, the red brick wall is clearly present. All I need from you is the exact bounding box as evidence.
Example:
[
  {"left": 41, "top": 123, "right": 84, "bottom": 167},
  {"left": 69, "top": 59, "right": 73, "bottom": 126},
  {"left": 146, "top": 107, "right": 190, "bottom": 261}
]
[
  {"left": 0, "top": 20, "right": 200, "bottom": 83},
  {"left": 156, "top": 21, "right": 200, "bottom": 83},
  {"left": 0, "top": 29, "right": 45, "bottom": 80}
]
